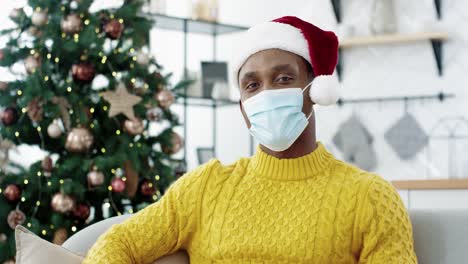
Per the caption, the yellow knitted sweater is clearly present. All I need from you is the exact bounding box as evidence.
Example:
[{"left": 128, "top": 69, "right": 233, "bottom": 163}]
[{"left": 83, "top": 143, "right": 417, "bottom": 263}]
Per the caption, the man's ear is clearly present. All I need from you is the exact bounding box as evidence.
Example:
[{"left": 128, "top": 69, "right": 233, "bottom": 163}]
[{"left": 239, "top": 100, "right": 251, "bottom": 128}]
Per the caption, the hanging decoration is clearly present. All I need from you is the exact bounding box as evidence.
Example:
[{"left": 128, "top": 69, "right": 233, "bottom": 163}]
[
  {"left": 385, "top": 112, "right": 429, "bottom": 160},
  {"left": 100, "top": 83, "right": 142, "bottom": 120},
  {"left": 332, "top": 114, "right": 377, "bottom": 171}
]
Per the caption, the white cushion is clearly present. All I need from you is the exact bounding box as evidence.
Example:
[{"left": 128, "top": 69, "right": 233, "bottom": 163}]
[{"left": 15, "top": 225, "right": 84, "bottom": 264}]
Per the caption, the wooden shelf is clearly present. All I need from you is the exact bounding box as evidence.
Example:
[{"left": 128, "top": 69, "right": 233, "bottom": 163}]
[
  {"left": 392, "top": 179, "right": 468, "bottom": 190},
  {"left": 339, "top": 32, "right": 448, "bottom": 48},
  {"left": 336, "top": 32, "right": 449, "bottom": 80}
]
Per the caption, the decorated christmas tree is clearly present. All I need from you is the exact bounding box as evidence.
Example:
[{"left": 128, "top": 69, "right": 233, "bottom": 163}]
[{"left": 0, "top": 0, "right": 186, "bottom": 261}]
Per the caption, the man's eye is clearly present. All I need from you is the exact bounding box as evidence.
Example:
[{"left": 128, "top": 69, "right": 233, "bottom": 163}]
[
  {"left": 246, "top": 83, "right": 258, "bottom": 90},
  {"left": 277, "top": 76, "right": 292, "bottom": 82}
]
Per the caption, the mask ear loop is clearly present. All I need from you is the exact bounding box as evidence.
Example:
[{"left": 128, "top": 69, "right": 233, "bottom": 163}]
[{"left": 302, "top": 81, "right": 314, "bottom": 120}]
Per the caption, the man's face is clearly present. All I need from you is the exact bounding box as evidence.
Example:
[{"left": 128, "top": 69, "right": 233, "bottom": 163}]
[{"left": 238, "top": 49, "right": 313, "bottom": 128}]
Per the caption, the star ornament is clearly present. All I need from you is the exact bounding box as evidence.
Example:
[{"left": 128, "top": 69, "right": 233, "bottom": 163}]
[{"left": 100, "top": 83, "right": 142, "bottom": 119}]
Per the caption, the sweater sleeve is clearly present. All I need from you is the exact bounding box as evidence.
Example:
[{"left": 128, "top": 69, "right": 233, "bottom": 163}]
[
  {"left": 82, "top": 160, "right": 217, "bottom": 264},
  {"left": 356, "top": 175, "right": 418, "bottom": 264}
]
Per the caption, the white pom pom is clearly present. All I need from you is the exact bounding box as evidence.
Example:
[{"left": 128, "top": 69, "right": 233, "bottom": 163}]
[{"left": 309, "top": 75, "right": 340, "bottom": 106}]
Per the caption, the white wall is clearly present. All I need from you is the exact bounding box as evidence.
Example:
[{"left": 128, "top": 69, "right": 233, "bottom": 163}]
[{"left": 154, "top": 0, "right": 468, "bottom": 182}]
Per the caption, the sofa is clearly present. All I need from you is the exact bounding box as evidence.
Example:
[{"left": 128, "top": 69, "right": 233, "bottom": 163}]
[{"left": 62, "top": 210, "right": 468, "bottom": 263}]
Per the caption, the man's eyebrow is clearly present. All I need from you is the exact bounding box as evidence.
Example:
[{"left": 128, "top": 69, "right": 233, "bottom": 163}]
[
  {"left": 271, "top": 64, "right": 295, "bottom": 73},
  {"left": 240, "top": 71, "right": 258, "bottom": 82}
]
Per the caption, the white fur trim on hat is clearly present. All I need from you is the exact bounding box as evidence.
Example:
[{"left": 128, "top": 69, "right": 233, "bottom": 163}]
[
  {"left": 309, "top": 75, "right": 340, "bottom": 105},
  {"left": 231, "top": 21, "right": 310, "bottom": 88}
]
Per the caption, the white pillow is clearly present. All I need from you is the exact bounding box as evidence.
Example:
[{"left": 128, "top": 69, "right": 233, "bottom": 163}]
[{"left": 15, "top": 225, "right": 84, "bottom": 264}]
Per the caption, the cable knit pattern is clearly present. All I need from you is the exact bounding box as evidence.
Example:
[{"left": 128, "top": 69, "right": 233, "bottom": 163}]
[{"left": 83, "top": 143, "right": 417, "bottom": 264}]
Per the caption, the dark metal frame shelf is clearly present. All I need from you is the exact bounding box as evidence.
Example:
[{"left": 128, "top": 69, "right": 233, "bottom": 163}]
[
  {"left": 330, "top": 0, "right": 445, "bottom": 81},
  {"left": 336, "top": 32, "right": 448, "bottom": 80},
  {"left": 149, "top": 13, "right": 248, "bottom": 165},
  {"left": 336, "top": 92, "right": 454, "bottom": 106},
  {"left": 330, "top": 0, "right": 443, "bottom": 23}
]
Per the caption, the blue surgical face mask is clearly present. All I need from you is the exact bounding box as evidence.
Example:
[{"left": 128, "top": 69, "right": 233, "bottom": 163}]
[{"left": 242, "top": 82, "right": 313, "bottom": 152}]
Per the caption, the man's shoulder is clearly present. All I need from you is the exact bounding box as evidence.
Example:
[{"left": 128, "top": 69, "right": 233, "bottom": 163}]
[
  {"left": 179, "top": 157, "right": 250, "bottom": 185},
  {"left": 329, "top": 159, "right": 392, "bottom": 192}
]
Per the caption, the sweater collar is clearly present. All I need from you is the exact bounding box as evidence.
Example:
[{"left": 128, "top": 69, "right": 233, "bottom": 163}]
[{"left": 248, "top": 142, "right": 334, "bottom": 181}]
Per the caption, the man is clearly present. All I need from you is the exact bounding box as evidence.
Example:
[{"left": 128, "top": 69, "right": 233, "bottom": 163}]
[{"left": 84, "top": 16, "right": 417, "bottom": 263}]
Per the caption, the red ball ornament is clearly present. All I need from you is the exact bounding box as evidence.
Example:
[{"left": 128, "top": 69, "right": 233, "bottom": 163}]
[
  {"left": 72, "top": 63, "right": 95, "bottom": 83},
  {"left": 1, "top": 107, "right": 18, "bottom": 126},
  {"left": 73, "top": 203, "right": 90, "bottom": 220},
  {"left": 111, "top": 177, "right": 125, "bottom": 193},
  {"left": 3, "top": 184, "right": 21, "bottom": 202},
  {"left": 103, "top": 19, "right": 124, "bottom": 40},
  {"left": 0, "top": 49, "right": 4, "bottom": 61},
  {"left": 140, "top": 180, "right": 155, "bottom": 196}
]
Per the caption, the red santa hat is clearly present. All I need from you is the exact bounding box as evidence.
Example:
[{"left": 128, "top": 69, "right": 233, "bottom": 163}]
[{"left": 232, "top": 16, "right": 340, "bottom": 106}]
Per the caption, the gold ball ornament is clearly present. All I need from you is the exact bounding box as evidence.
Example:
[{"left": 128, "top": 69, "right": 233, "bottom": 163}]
[
  {"left": 51, "top": 193, "right": 75, "bottom": 213},
  {"left": 47, "top": 121, "right": 63, "bottom": 138},
  {"left": 41, "top": 156, "right": 53, "bottom": 172},
  {"left": 87, "top": 170, "right": 105, "bottom": 186},
  {"left": 146, "top": 107, "right": 163, "bottom": 122},
  {"left": 24, "top": 55, "right": 41, "bottom": 74},
  {"left": 65, "top": 127, "right": 94, "bottom": 153},
  {"left": 31, "top": 9, "right": 48, "bottom": 26},
  {"left": 53, "top": 228, "right": 68, "bottom": 245},
  {"left": 162, "top": 132, "right": 184, "bottom": 155},
  {"left": 27, "top": 97, "right": 44, "bottom": 122},
  {"left": 28, "top": 26, "right": 43, "bottom": 37},
  {"left": 0, "top": 233, "right": 7, "bottom": 242},
  {"left": 61, "top": 14, "right": 83, "bottom": 34},
  {"left": 136, "top": 51, "right": 150, "bottom": 65},
  {"left": 7, "top": 209, "right": 26, "bottom": 229},
  {"left": 155, "top": 90, "right": 175, "bottom": 109},
  {"left": 0, "top": 81, "right": 8, "bottom": 91},
  {"left": 123, "top": 118, "right": 144, "bottom": 135}
]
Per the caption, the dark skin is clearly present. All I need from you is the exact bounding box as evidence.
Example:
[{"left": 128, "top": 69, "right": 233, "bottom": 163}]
[{"left": 238, "top": 48, "right": 317, "bottom": 159}]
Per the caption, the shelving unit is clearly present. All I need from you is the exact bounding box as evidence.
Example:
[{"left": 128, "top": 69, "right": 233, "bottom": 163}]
[
  {"left": 330, "top": 0, "right": 444, "bottom": 22},
  {"left": 336, "top": 32, "right": 449, "bottom": 80},
  {"left": 392, "top": 179, "right": 468, "bottom": 190},
  {"left": 148, "top": 13, "right": 248, "bottom": 166}
]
